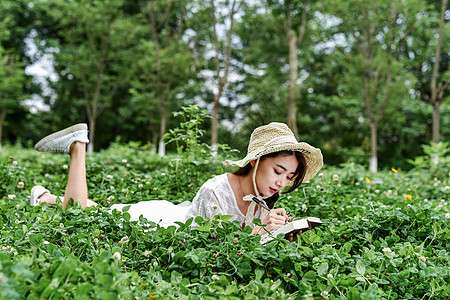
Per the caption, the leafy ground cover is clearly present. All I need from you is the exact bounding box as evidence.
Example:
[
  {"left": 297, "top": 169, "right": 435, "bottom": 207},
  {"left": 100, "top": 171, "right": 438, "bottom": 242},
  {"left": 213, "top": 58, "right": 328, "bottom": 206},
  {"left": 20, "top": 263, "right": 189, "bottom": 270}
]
[{"left": 0, "top": 140, "right": 449, "bottom": 299}]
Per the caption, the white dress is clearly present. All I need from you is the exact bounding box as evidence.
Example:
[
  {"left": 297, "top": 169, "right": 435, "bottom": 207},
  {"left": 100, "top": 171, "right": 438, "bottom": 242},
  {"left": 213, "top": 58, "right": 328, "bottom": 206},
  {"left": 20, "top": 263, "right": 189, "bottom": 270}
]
[{"left": 110, "top": 173, "right": 261, "bottom": 228}]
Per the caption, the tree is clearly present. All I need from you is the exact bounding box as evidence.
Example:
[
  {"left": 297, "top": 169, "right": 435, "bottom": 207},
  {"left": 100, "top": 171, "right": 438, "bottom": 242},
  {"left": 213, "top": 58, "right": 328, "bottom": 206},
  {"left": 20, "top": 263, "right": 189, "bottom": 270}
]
[
  {"left": 132, "top": 0, "right": 197, "bottom": 156},
  {"left": 429, "top": 0, "right": 449, "bottom": 143},
  {"left": 0, "top": 1, "right": 29, "bottom": 150},
  {"left": 333, "top": 0, "right": 424, "bottom": 172},
  {"left": 37, "top": 0, "right": 138, "bottom": 153},
  {"left": 233, "top": 0, "right": 317, "bottom": 137},
  {"left": 208, "top": 0, "right": 243, "bottom": 155}
]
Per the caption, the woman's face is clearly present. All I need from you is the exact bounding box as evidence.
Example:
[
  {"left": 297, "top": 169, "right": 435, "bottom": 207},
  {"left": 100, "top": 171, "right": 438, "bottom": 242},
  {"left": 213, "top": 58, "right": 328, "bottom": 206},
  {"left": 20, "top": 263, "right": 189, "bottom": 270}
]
[{"left": 252, "top": 154, "right": 299, "bottom": 197}]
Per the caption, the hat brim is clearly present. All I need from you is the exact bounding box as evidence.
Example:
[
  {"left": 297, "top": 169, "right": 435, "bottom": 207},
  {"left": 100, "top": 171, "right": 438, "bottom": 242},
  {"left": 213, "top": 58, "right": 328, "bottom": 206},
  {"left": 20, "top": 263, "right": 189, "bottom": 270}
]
[{"left": 224, "top": 142, "right": 323, "bottom": 182}]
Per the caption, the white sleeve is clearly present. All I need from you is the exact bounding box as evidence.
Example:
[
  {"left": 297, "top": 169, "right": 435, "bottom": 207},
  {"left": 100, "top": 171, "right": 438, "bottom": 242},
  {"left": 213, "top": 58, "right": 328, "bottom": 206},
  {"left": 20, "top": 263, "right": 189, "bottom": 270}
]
[{"left": 185, "top": 185, "right": 224, "bottom": 221}]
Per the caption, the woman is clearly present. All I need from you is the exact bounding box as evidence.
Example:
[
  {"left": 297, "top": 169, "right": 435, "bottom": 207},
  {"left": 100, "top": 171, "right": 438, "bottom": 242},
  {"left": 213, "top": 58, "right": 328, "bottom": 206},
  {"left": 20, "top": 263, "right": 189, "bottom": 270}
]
[{"left": 30, "top": 122, "right": 323, "bottom": 236}]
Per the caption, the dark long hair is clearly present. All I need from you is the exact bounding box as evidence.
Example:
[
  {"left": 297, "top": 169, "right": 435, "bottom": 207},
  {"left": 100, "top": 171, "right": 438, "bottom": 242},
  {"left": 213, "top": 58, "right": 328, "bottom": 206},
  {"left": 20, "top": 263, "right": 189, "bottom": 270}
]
[{"left": 233, "top": 150, "right": 307, "bottom": 209}]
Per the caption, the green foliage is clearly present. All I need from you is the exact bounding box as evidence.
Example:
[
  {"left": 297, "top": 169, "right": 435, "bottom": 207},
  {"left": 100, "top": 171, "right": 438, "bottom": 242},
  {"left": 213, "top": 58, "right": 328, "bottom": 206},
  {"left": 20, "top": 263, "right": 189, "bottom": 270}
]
[
  {"left": 163, "top": 105, "right": 235, "bottom": 200},
  {"left": 1, "top": 143, "right": 449, "bottom": 298},
  {"left": 165, "top": 105, "right": 211, "bottom": 158},
  {"left": 407, "top": 142, "right": 450, "bottom": 179}
]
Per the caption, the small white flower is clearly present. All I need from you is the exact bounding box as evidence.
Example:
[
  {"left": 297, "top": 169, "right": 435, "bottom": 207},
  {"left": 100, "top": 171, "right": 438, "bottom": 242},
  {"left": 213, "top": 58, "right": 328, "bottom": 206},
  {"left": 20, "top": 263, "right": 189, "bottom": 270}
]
[
  {"left": 211, "top": 274, "right": 220, "bottom": 281},
  {"left": 121, "top": 189, "right": 127, "bottom": 193},
  {"left": 63, "top": 164, "right": 68, "bottom": 170},
  {"left": 45, "top": 173, "right": 50, "bottom": 178},
  {"left": 126, "top": 163, "right": 131, "bottom": 168},
  {"left": 122, "top": 159, "right": 127, "bottom": 164},
  {"left": 355, "top": 182, "right": 360, "bottom": 186},
  {"left": 153, "top": 261, "right": 158, "bottom": 267},
  {"left": 107, "top": 195, "right": 115, "bottom": 202},
  {"left": 382, "top": 247, "right": 392, "bottom": 254},
  {"left": 59, "top": 223, "right": 64, "bottom": 228},
  {"left": 161, "top": 173, "right": 166, "bottom": 176},
  {"left": 94, "top": 238, "right": 99, "bottom": 245},
  {"left": 316, "top": 185, "right": 321, "bottom": 189},
  {"left": 327, "top": 273, "right": 333, "bottom": 278},
  {"left": 386, "top": 190, "right": 393, "bottom": 197},
  {"left": 407, "top": 204, "right": 412, "bottom": 208},
  {"left": 304, "top": 293, "right": 314, "bottom": 300},
  {"left": 445, "top": 213, "right": 450, "bottom": 219},
  {"left": 44, "top": 241, "right": 50, "bottom": 245},
  {"left": 8, "top": 195, "right": 16, "bottom": 200},
  {"left": 145, "top": 175, "right": 151, "bottom": 179},
  {"left": 106, "top": 175, "right": 114, "bottom": 179},
  {"left": 332, "top": 174, "right": 339, "bottom": 182},
  {"left": 12, "top": 161, "right": 18, "bottom": 166},
  {"left": 320, "top": 291, "right": 330, "bottom": 299},
  {"left": 375, "top": 189, "right": 380, "bottom": 194},
  {"left": 112, "top": 252, "right": 121, "bottom": 261},
  {"left": 419, "top": 256, "right": 427, "bottom": 262},
  {"left": 119, "top": 236, "right": 129, "bottom": 244},
  {"left": 302, "top": 204, "right": 308, "bottom": 212},
  {"left": 17, "top": 182, "right": 25, "bottom": 189},
  {"left": 424, "top": 199, "right": 428, "bottom": 202},
  {"left": 138, "top": 184, "right": 143, "bottom": 188},
  {"left": 319, "top": 173, "right": 324, "bottom": 179},
  {"left": 144, "top": 250, "right": 152, "bottom": 257},
  {"left": 89, "top": 216, "right": 94, "bottom": 220},
  {"left": 444, "top": 186, "right": 450, "bottom": 190}
]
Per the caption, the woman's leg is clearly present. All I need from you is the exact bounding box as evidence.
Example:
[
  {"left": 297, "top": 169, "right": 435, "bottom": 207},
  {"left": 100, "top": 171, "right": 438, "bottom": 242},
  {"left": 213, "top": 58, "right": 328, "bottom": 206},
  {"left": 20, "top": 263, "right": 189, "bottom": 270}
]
[
  {"left": 32, "top": 123, "right": 95, "bottom": 209},
  {"left": 62, "top": 141, "right": 88, "bottom": 209}
]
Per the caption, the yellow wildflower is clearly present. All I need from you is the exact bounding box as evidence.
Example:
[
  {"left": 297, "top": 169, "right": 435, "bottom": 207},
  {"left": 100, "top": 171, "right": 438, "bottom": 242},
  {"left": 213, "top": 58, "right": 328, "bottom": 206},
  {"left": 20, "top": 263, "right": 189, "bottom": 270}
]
[
  {"left": 433, "top": 177, "right": 438, "bottom": 181},
  {"left": 391, "top": 168, "right": 398, "bottom": 173},
  {"left": 365, "top": 177, "right": 371, "bottom": 183},
  {"left": 404, "top": 194, "right": 412, "bottom": 201}
]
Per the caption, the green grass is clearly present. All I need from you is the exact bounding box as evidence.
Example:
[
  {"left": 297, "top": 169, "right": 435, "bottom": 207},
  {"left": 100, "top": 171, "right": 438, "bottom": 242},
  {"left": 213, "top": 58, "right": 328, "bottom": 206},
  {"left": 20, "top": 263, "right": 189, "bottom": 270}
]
[{"left": 1, "top": 143, "right": 449, "bottom": 299}]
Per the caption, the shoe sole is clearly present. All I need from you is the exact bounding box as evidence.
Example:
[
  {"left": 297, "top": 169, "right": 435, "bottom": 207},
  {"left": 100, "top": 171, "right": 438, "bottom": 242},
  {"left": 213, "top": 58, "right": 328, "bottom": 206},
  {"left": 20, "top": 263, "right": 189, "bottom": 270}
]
[{"left": 35, "top": 123, "right": 88, "bottom": 151}]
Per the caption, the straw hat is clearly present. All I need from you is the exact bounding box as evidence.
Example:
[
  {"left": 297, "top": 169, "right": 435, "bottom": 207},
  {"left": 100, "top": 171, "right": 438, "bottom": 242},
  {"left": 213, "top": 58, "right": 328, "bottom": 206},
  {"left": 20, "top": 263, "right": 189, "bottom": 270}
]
[{"left": 224, "top": 122, "right": 323, "bottom": 181}]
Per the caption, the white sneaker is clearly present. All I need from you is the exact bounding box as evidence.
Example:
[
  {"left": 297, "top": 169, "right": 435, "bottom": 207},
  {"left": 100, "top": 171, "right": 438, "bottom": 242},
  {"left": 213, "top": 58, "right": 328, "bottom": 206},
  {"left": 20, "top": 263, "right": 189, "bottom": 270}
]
[
  {"left": 30, "top": 185, "right": 50, "bottom": 206},
  {"left": 35, "top": 123, "right": 89, "bottom": 153}
]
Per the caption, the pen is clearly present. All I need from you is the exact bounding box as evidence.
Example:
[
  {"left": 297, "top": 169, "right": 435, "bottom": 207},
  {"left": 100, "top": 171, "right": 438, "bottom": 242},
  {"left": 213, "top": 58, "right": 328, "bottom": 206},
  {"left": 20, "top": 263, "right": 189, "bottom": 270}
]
[{"left": 252, "top": 197, "right": 271, "bottom": 211}]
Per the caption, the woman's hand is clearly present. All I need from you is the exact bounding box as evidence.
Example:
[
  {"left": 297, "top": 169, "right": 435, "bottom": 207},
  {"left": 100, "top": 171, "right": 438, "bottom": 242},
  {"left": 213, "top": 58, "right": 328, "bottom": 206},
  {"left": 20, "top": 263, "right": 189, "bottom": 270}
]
[{"left": 251, "top": 208, "right": 289, "bottom": 235}]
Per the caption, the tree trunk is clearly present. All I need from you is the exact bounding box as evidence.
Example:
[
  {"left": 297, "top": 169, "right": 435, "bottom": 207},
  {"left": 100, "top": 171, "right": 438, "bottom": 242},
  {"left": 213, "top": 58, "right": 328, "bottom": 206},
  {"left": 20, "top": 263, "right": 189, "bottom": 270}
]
[
  {"left": 158, "top": 99, "right": 167, "bottom": 157},
  {"left": 87, "top": 117, "right": 95, "bottom": 154},
  {"left": 288, "top": 31, "right": 298, "bottom": 138},
  {"left": 0, "top": 107, "right": 5, "bottom": 151},
  {"left": 151, "top": 131, "right": 158, "bottom": 155},
  {"left": 432, "top": 101, "right": 440, "bottom": 143},
  {"left": 369, "top": 121, "right": 378, "bottom": 173},
  {"left": 211, "top": 95, "right": 220, "bottom": 155},
  {"left": 429, "top": 0, "right": 447, "bottom": 143}
]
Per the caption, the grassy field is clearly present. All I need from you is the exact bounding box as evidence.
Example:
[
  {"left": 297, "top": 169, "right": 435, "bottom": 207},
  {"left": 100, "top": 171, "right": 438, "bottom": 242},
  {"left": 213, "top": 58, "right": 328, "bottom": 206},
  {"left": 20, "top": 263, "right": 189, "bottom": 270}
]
[{"left": 0, "top": 142, "right": 449, "bottom": 299}]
